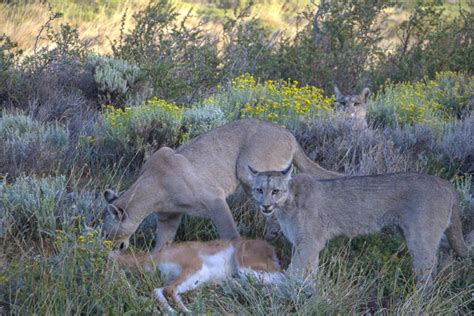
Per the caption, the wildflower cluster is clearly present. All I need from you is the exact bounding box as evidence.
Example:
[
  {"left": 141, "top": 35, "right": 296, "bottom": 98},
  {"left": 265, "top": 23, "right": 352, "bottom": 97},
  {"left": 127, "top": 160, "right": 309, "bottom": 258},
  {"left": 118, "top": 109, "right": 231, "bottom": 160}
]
[
  {"left": 103, "top": 97, "right": 182, "bottom": 137},
  {"left": 205, "top": 74, "right": 333, "bottom": 128},
  {"left": 51, "top": 227, "right": 111, "bottom": 290},
  {"left": 94, "top": 98, "right": 184, "bottom": 164},
  {"left": 369, "top": 72, "right": 472, "bottom": 128}
]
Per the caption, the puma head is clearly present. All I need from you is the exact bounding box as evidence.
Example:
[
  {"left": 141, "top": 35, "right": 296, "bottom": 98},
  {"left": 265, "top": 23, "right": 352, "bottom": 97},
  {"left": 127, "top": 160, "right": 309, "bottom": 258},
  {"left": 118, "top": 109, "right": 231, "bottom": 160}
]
[
  {"left": 248, "top": 165, "right": 293, "bottom": 217},
  {"left": 102, "top": 189, "right": 132, "bottom": 251}
]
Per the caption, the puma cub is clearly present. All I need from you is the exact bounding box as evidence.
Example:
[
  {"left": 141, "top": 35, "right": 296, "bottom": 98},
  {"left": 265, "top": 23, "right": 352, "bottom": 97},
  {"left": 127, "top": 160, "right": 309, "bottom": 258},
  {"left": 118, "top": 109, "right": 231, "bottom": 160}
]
[
  {"left": 334, "top": 86, "right": 371, "bottom": 129},
  {"left": 248, "top": 165, "right": 469, "bottom": 285},
  {"left": 110, "top": 239, "right": 283, "bottom": 313}
]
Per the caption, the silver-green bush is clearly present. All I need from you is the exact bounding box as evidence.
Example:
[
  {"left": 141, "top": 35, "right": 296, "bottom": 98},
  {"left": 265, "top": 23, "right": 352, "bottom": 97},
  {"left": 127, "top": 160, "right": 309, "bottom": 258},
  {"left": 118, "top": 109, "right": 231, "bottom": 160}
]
[
  {"left": 86, "top": 55, "right": 151, "bottom": 105},
  {"left": 183, "top": 104, "right": 228, "bottom": 139},
  {"left": 0, "top": 112, "right": 69, "bottom": 176}
]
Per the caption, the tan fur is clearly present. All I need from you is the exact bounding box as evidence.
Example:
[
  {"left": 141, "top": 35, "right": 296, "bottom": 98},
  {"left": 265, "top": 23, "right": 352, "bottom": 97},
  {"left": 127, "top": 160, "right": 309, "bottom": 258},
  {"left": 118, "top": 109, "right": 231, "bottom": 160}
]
[
  {"left": 335, "top": 86, "right": 371, "bottom": 129},
  {"left": 102, "top": 118, "right": 342, "bottom": 250},
  {"left": 249, "top": 166, "right": 470, "bottom": 286},
  {"left": 110, "top": 239, "right": 283, "bottom": 313}
]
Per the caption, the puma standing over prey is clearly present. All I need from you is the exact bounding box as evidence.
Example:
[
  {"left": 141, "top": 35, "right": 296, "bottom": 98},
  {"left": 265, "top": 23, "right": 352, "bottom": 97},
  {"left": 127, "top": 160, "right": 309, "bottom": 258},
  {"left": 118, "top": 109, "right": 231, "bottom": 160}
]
[
  {"left": 110, "top": 239, "right": 283, "bottom": 313},
  {"left": 102, "top": 118, "right": 341, "bottom": 250},
  {"left": 248, "top": 166, "right": 470, "bottom": 285}
]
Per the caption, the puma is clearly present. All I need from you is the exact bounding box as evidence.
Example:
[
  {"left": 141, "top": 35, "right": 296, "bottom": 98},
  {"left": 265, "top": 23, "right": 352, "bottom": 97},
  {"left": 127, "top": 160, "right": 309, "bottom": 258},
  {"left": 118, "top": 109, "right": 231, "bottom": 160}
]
[
  {"left": 248, "top": 165, "right": 470, "bottom": 286},
  {"left": 334, "top": 86, "right": 371, "bottom": 129},
  {"left": 102, "top": 119, "right": 341, "bottom": 250}
]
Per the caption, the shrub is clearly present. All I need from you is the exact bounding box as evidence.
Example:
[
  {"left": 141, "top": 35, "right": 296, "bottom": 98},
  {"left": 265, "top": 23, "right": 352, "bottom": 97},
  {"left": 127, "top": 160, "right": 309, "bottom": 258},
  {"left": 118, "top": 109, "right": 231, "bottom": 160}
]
[
  {"left": 85, "top": 55, "right": 151, "bottom": 106},
  {"left": 220, "top": 5, "right": 278, "bottom": 80},
  {"left": 437, "top": 115, "right": 474, "bottom": 177},
  {"left": 0, "top": 174, "right": 103, "bottom": 244},
  {"left": 379, "top": 3, "right": 474, "bottom": 85},
  {"left": 0, "top": 112, "right": 69, "bottom": 176},
  {"left": 183, "top": 103, "right": 228, "bottom": 139},
  {"left": 112, "top": 0, "right": 221, "bottom": 103},
  {"left": 369, "top": 73, "right": 473, "bottom": 128},
  {"left": 274, "top": 0, "right": 390, "bottom": 95},
  {"left": 0, "top": 35, "right": 23, "bottom": 106},
  {"left": 294, "top": 117, "right": 422, "bottom": 176},
  {"left": 431, "top": 71, "right": 473, "bottom": 119},
  {"left": 205, "top": 74, "right": 333, "bottom": 129},
  {"left": 368, "top": 80, "right": 447, "bottom": 128},
  {"left": 86, "top": 97, "right": 184, "bottom": 168}
]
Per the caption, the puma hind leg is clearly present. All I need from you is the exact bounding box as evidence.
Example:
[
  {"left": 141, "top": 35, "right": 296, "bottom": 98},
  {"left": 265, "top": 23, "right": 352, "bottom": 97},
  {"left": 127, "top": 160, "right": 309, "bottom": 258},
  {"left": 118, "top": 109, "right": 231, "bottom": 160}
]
[{"left": 402, "top": 217, "right": 446, "bottom": 287}]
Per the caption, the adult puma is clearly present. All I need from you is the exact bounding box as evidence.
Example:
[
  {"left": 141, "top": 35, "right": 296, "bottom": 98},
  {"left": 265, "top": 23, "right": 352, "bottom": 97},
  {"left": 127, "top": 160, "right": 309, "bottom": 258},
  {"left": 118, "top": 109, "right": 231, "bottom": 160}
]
[
  {"left": 110, "top": 239, "right": 283, "bottom": 313},
  {"left": 102, "top": 119, "right": 341, "bottom": 250},
  {"left": 248, "top": 165, "right": 470, "bottom": 285}
]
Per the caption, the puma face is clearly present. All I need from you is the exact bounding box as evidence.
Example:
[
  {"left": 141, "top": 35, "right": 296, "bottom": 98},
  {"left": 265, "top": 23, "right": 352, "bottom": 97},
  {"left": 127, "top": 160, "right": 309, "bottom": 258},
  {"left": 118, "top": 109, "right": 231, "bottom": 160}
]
[
  {"left": 334, "top": 86, "right": 370, "bottom": 127},
  {"left": 102, "top": 189, "right": 135, "bottom": 251},
  {"left": 248, "top": 165, "right": 293, "bottom": 217}
]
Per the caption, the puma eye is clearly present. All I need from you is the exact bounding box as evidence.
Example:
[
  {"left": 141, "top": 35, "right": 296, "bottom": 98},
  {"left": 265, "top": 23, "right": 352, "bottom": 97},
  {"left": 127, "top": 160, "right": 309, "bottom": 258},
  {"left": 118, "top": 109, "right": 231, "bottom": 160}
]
[
  {"left": 256, "top": 188, "right": 263, "bottom": 194},
  {"left": 272, "top": 189, "right": 280, "bottom": 195}
]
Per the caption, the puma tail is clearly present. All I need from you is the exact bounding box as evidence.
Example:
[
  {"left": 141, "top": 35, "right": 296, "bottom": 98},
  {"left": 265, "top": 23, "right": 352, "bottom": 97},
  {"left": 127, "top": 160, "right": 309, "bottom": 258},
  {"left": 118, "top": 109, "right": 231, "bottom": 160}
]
[
  {"left": 293, "top": 144, "right": 343, "bottom": 179},
  {"left": 445, "top": 192, "right": 470, "bottom": 258}
]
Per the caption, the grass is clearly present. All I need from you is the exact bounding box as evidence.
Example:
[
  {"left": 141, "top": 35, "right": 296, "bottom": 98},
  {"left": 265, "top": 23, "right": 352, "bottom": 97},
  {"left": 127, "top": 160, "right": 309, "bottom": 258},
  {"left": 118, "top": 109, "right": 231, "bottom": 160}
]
[
  {"left": 0, "top": 0, "right": 306, "bottom": 54},
  {"left": 1, "top": 0, "right": 470, "bottom": 53},
  {"left": 2, "top": 223, "right": 472, "bottom": 314}
]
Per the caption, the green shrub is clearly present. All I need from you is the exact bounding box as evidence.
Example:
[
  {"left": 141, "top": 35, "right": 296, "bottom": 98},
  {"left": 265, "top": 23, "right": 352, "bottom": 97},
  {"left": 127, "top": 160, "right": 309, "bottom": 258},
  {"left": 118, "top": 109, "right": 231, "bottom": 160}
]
[
  {"left": 369, "top": 73, "right": 473, "bottom": 128},
  {"left": 112, "top": 0, "right": 221, "bottom": 103},
  {"left": 0, "top": 175, "right": 103, "bottom": 242},
  {"left": 183, "top": 103, "right": 228, "bottom": 139},
  {"left": 274, "top": 0, "right": 390, "bottom": 95},
  {"left": 220, "top": 5, "right": 278, "bottom": 80},
  {"left": 368, "top": 80, "right": 448, "bottom": 128},
  {"left": 430, "top": 71, "right": 473, "bottom": 118},
  {"left": 86, "top": 97, "right": 184, "bottom": 168},
  {"left": 85, "top": 55, "right": 151, "bottom": 106},
  {"left": 379, "top": 3, "right": 474, "bottom": 85},
  {"left": 0, "top": 175, "right": 66, "bottom": 241},
  {"left": 0, "top": 112, "right": 69, "bottom": 176},
  {"left": 203, "top": 74, "right": 333, "bottom": 129}
]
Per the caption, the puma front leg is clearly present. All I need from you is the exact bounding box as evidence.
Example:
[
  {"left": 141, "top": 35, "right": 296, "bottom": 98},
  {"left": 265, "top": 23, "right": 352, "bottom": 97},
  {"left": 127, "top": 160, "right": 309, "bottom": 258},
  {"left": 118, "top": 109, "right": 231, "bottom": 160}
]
[
  {"left": 154, "top": 213, "right": 183, "bottom": 250},
  {"left": 287, "top": 239, "right": 324, "bottom": 279},
  {"left": 204, "top": 198, "right": 240, "bottom": 240}
]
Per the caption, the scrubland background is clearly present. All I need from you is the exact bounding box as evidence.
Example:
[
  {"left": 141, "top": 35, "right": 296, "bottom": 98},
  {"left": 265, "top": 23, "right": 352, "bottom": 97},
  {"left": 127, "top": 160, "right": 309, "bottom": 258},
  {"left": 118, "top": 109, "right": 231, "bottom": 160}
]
[{"left": 0, "top": 0, "right": 473, "bottom": 314}]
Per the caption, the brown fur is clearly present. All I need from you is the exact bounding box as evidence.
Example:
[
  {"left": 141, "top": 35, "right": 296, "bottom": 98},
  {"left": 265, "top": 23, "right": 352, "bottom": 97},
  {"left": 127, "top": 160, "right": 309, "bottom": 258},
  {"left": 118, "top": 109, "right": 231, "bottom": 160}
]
[{"left": 110, "top": 239, "right": 283, "bottom": 313}]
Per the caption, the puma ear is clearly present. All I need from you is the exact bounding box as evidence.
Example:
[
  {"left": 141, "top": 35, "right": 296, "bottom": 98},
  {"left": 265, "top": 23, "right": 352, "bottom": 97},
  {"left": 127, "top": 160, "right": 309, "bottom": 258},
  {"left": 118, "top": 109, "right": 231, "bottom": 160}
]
[
  {"left": 107, "top": 204, "right": 127, "bottom": 221},
  {"left": 361, "top": 87, "right": 371, "bottom": 103},
  {"left": 248, "top": 165, "right": 259, "bottom": 177},
  {"left": 103, "top": 189, "right": 119, "bottom": 203},
  {"left": 281, "top": 164, "right": 293, "bottom": 179},
  {"left": 334, "top": 85, "right": 345, "bottom": 104}
]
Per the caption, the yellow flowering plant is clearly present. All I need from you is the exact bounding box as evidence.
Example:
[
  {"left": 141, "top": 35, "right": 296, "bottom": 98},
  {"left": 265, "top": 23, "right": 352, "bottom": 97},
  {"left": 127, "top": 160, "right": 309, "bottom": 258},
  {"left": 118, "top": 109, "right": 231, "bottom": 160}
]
[
  {"left": 368, "top": 73, "right": 473, "bottom": 128},
  {"left": 93, "top": 98, "right": 184, "bottom": 167},
  {"left": 203, "top": 74, "right": 333, "bottom": 128}
]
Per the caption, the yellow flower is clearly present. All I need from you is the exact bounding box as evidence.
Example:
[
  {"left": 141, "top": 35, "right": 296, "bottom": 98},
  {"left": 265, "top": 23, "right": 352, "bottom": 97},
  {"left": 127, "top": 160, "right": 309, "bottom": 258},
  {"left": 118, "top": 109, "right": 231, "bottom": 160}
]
[{"left": 103, "top": 240, "right": 113, "bottom": 250}]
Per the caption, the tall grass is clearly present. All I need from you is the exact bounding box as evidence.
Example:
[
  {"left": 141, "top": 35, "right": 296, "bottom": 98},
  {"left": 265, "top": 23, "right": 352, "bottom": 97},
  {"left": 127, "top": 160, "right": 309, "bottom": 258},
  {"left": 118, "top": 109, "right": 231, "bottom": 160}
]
[{"left": 3, "top": 231, "right": 472, "bottom": 314}]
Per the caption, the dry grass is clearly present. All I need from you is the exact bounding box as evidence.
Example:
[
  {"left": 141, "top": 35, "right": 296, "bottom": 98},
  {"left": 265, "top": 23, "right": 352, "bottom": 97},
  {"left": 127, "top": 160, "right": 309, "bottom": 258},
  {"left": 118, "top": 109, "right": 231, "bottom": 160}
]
[
  {"left": 6, "top": 0, "right": 467, "bottom": 54},
  {"left": 0, "top": 0, "right": 306, "bottom": 54}
]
